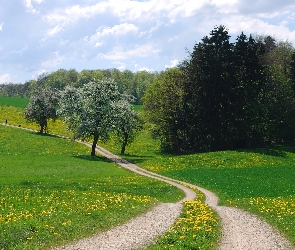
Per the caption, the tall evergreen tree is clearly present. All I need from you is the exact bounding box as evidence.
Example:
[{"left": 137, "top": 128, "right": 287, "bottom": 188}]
[
  {"left": 186, "top": 25, "right": 237, "bottom": 150},
  {"left": 144, "top": 26, "right": 295, "bottom": 153}
]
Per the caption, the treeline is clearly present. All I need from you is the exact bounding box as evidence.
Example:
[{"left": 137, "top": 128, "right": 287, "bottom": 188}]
[
  {"left": 0, "top": 69, "right": 160, "bottom": 104},
  {"left": 144, "top": 25, "right": 295, "bottom": 153}
]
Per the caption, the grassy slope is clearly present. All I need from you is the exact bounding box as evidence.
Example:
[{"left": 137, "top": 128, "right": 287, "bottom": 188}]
[
  {"left": 2, "top": 97, "right": 294, "bottom": 248},
  {"left": 0, "top": 120, "right": 183, "bottom": 248},
  {"left": 104, "top": 129, "right": 295, "bottom": 247}
]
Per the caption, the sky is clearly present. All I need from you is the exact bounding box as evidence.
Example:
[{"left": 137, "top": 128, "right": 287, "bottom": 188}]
[{"left": 1, "top": 0, "right": 295, "bottom": 84}]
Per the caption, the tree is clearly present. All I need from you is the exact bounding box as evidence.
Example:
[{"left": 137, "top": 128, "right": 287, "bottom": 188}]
[
  {"left": 112, "top": 98, "right": 142, "bottom": 154},
  {"left": 185, "top": 25, "right": 237, "bottom": 151},
  {"left": 36, "top": 69, "right": 78, "bottom": 90},
  {"left": 262, "top": 41, "right": 295, "bottom": 143},
  {"left": 144, "top": 26, "right": 295, "bottom": 153},
  {"left": 143, "top": 68, "right": 187, "bottom": 152},
  {"left": 23, "top": 87, "right": 59, "bottom": 133},
  {"left": 233, "top": 33, "right": 267, "bottom": 146},
  {"left": 58, "top": 79, "right": 135, "bottom": 156}
]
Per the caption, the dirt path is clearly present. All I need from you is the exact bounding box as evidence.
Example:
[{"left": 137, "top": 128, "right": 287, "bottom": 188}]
[
  {"left": 1, "top": 123, "right": 294, "bottom": 249},
  {"left": 76, "top": 142, "right": 294, "bottom": 250}
]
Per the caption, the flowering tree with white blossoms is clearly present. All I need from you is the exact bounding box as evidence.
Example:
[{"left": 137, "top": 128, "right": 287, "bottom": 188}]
[
  {"left": 112, "top": 97, "right": 142, "bottom": 154},
  {"left": 58, "top": 79, "right": 139, "bottom": 156},
  {"left": 24, "top": 86, "right": 59, "bottom": 134}
]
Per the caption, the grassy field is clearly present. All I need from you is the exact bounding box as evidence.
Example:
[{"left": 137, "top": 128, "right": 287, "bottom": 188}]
[
  {"left": 104, "top": 128, "right": 295, "bottom": 247},
  {"left": 2, "top": 97, "right": 294, "bottom": 249},
  {"left": 0, "top": 98, "right": 221, "bottom": 249},
  {"left": 0, "top": 96, "right": 29, "bottom": 108},
  {"left": 0, "top": 122, "right": 183, "bottom": 248}
]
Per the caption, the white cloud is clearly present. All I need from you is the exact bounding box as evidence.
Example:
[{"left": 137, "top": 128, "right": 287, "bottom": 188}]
[
  {"left": 216, "top": 15, "right": 295, "bottom": 42},
  {"left": 166, "top": 0, "right": 207, "bottom": 20},
  {"left": 236, "top": 0, "right": 295, "bottom": 15},
  {"left": 168, "top": 36, "right": 179, "bottom": 43},
  {"left": 42, "top": 1, "right": 211, "bottom": 31},
  {"left": 165, "top": 59, "right": 179, "bottom": 69},
  {"left": 149, "top": 21, "right": 163, "bottom": 34},
  {"left": 134, "top": 64, "right": 154, "bottom": 72},
  {"left": 60, "top": 39, "right": 70, "bottom": 46},
  {"left": 90, "top": 23, "right": 139, "bottom": 42},
  {"left": 44, "top": 2, "right": 109, "bottom": 26},
  {"left": 24, "top": 0, "right": 44, "bottom": 13},
  {"left": 2, "top": 0, "right": 295, "bottom": 84},
  {"left": 0, "top": 74, "right": 10, "bottom": 84},
  {"left": 10, "top": 44, "right": 29, "bottom": 55},
  {"left": 41, "top": 51, "right": 65, "bottom": 69},
  {"left": 113, "top": 61, "right": 126, "bottom": 70},
  {"left": 46, "top": 25, "right": 63, "bottom": 36},
  {"left": 95, "top": 42, "right": 104, "bottom": 47},
  {"left": 64, "top": 3, "right": 108, "bottom": 19},
  {"left": 98, "top": 44, "right": 161, "bottom": 60}
]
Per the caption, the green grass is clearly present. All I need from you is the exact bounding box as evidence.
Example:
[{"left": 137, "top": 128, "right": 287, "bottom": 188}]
[
  {"left": 3, "top": 96, "right": 295, "bottom": 248},
  {"left": 103, "top": 129, "right": 295, "bottom": 248},
  {"left": 145, "top": 186, "right": 220, "bottom": 250},
  {"left": 0, "top": 96, "right": 29, "bottom": 108},
  {"left": 0, "top": 125, "right": 183, "bottom": 249},
  {"left": 133, "top": 104, "right": 143, "bottom": 111}
]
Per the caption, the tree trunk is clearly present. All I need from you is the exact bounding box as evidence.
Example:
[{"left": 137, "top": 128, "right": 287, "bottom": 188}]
[
  {"left": 121, "top": 134, "right": 128, "bottom": 154},
  {"left": 39, "top": 118, "right": 47, "bottom": 134},
  {"left": 40, "top": 125, "right": 44, "bottom": 134},
  {"left": 91, "top": 133, "right": 99, "bottom": 156},
  {"left": 121, "top": 142, "right": 126, "bottom": 154}
]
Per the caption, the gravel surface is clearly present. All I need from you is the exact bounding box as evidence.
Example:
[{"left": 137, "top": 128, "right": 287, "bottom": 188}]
[
  {"left": 196, "top": 186, "right": 294, "bottom": 250},
  {"left": 54, "top": 143, "right": 197, "bottom": 250},
  {"left": 1, "top": 123, "right": 294, "bottom": 250},
  {"left": 57, "top": 203, "right": 183, "bottom": 250}
]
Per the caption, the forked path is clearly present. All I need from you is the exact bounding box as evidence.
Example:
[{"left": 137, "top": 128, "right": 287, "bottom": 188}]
[
  {"left": 66, "top": 142, "right": 294, "bottom": 250},
  {"left": 0, "top": 123, "right": 294, "bottom": 249}
]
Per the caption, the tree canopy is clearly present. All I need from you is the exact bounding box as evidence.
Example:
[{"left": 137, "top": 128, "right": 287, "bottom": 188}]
[
  {"left": 144, "top": 25, "right": 295, "bottom": 153},
  {"left": 23, "top": 86, "right": 59, "bottom": 133},
  {"left": 0, "top": 69, "right": 159, "bottom": 105},
  {"left": 58, "top": 79, "right": 138, "bottom": 156}
]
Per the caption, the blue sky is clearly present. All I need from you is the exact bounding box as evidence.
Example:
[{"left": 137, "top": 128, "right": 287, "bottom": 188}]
[{"left": 1, "top": 0, "right": 295, "bottom": 83}]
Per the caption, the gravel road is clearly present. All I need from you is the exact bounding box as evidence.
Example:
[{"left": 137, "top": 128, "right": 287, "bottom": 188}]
[{"left": 56, "top": 143, "right": 294, "bottom": 250}]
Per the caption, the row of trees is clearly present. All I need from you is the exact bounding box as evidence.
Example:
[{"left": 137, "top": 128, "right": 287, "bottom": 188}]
[
  {"left": 144, "top": 26, "right": 295, "bottom": 153},
  {"left": 0, "top": 69, "right": 159, "bottom": 104},
  {"left": 24, "top": 79, "right": 142, "bottom": 155}
]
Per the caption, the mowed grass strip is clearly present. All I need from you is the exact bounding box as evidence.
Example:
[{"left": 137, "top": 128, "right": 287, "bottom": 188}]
[
  {"left": 104, "top": 129, "right": 295, "bottom": 248},
  {"left": 0, "top": 125, "right": 183, "bottom": 250}
]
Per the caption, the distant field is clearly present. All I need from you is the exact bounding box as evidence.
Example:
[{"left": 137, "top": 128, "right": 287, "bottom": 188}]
[
  {"left": 0, "top": 96, "right": 142, "bottom": 110},
  {"left": 133, "top": 104, "right": 143, "bottom": 111},
  {"left": 0, "top": 96, "right": 29, "bottom": 108}
]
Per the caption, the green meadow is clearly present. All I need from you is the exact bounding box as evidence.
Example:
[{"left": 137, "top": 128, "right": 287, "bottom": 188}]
[
  {"left": 0, "top": 102, "right": 183, "bottom": 249},
  {"left": 0, "top": 96, "right": 29, "bottom": 108},
  {"left": 105, "top": 129, "right": 295, "bottom": 247},
  {"left": 1, "top": 97, "right": 295, "bottom": 249}
]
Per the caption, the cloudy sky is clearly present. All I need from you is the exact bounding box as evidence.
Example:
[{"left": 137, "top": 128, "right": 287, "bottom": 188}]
[{"left": 1, "top": 0, "right": 295, "bottom": 84}]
